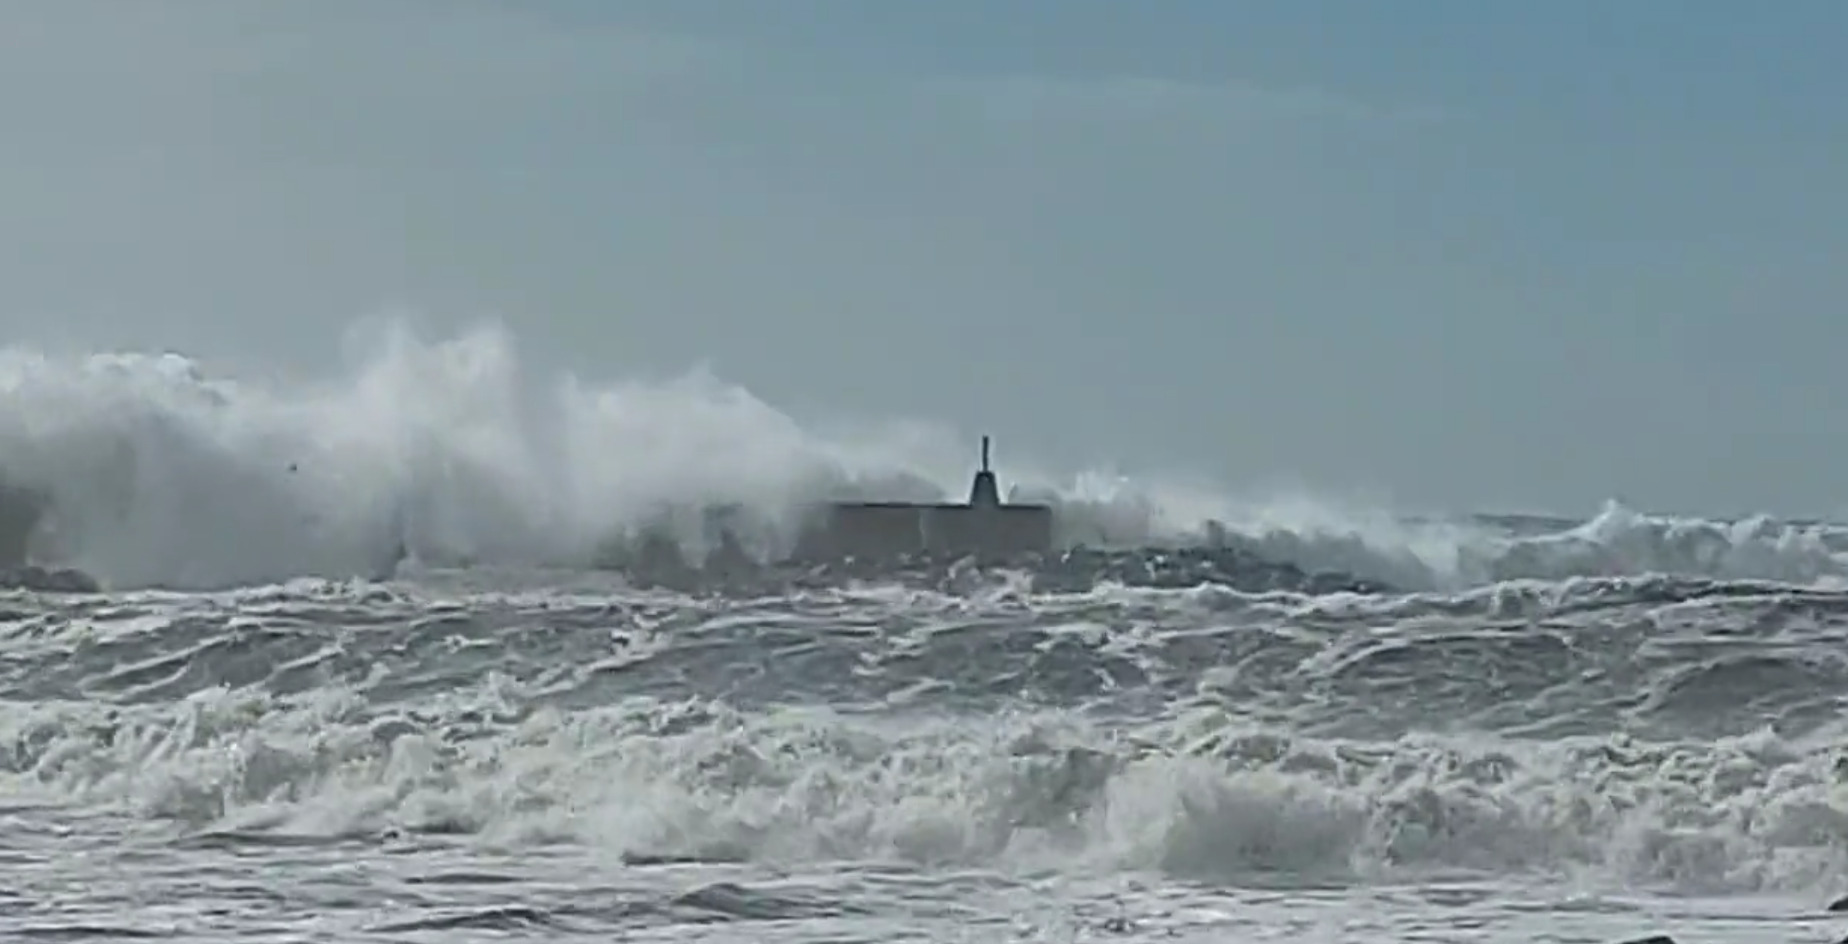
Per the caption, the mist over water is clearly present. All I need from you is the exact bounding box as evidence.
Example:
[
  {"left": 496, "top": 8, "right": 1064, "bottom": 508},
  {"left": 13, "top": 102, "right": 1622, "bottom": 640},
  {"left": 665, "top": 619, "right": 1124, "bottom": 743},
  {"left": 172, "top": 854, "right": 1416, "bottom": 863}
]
[
  {"left": 6, "top": 320, "right": 1848, "bottom": 941},
  {"left": 1, "top": 317, "right": 1846, "bottom": 595},
  {"left": 0, "top": 318, "right": 986, "bottom": 589}
]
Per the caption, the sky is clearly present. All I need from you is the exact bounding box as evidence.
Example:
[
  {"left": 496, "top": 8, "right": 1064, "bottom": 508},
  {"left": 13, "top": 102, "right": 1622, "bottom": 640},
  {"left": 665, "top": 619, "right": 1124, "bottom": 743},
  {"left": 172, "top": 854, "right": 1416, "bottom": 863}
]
[{"left": 1, "top": 0, "right": 1844, "bottom": 518}]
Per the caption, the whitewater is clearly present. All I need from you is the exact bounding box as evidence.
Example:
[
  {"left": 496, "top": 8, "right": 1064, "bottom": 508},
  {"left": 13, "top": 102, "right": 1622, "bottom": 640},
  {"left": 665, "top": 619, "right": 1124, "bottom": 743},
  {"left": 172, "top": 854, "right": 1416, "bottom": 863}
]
[{"left": 5, "top": 321, "right": 1848, "bottom": 943}]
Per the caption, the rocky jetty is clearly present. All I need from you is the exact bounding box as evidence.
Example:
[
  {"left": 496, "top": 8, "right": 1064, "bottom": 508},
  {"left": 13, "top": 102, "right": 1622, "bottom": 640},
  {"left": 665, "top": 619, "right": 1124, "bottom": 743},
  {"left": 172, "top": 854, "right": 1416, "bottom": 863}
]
[
  {"left": 605, "top": 536, "right": 1394, "bottom": 597},
  {"left": 0, "top": 564, "right": 101, "bottom": 594},
  {"left": 0, "top": 478, "right": 102, "bottom": 593}
]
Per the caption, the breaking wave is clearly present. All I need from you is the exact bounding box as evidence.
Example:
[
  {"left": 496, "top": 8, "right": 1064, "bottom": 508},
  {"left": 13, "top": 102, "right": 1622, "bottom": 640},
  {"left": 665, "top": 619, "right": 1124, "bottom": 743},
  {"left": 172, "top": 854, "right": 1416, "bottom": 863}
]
[
  {"left": 0, "top": 317, "right": 1844, "bottom": 592},
  {"left": 7, "top": 576, "right": 1848, "bottom": 898}
]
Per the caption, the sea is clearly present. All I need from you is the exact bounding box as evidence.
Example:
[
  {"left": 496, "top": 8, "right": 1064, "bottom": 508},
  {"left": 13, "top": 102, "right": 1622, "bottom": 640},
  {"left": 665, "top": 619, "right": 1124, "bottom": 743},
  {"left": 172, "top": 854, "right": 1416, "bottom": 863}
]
[{"left": 3, "top": 323, "right": 1848, "bottom": 944}]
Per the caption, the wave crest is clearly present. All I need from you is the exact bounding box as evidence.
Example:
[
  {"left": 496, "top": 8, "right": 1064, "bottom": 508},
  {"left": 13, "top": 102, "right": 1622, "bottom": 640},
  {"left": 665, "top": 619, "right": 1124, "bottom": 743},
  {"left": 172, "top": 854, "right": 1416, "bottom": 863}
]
[{"left": 0, "top": 318, "right": 1844, "bottom": 593}]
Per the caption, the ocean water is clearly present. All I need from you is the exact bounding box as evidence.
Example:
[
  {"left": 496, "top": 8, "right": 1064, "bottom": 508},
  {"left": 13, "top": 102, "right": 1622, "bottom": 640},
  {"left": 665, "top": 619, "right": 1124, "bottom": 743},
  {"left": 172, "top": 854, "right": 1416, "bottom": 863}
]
[{"left": 4, "top": 324, "right": 1848, "bottom": 943}]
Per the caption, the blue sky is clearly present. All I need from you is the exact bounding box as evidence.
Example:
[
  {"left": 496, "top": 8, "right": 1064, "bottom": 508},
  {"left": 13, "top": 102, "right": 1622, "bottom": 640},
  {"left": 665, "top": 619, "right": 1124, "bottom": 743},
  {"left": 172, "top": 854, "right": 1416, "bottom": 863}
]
[{"left": 2, "top": 0, "right": 1844, "bottom": 517}]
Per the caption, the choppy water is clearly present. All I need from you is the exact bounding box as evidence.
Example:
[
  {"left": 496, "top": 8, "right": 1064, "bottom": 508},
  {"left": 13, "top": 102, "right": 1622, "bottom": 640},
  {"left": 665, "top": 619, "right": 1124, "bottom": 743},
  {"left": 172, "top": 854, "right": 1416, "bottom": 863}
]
[
  {"left": 8, "top": 326, "right": 1848, "bottom": 941},
  {"left": 8, "top": 568, "right": 1848, "bottom": 943}
]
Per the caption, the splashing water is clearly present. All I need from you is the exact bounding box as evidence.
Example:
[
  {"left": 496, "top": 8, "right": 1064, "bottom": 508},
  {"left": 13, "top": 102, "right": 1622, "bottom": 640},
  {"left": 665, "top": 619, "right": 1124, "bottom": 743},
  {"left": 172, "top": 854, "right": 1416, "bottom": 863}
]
[
  {"left": 4, "top": 321, "right": 1848, "bottom": 942},
  {"left": 0, "top": 318, "right": 1845, "bottom": 594}
]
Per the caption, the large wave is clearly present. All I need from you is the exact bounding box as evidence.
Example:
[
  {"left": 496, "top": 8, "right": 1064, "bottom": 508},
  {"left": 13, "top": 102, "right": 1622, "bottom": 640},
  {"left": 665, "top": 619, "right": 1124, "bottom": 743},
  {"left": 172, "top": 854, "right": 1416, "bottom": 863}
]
[
  {"left": 1, "top": 317, "right": 1845, "bottom": 592},
  {"left": 10, "top": 578, "right": 1848, "bottom": 897}
]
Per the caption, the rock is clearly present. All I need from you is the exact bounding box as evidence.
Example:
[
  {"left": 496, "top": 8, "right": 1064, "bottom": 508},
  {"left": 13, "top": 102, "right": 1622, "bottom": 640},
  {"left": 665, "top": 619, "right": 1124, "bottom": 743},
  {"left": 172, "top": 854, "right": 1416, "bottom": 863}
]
[
  {"left": 600, "top": 537, "right": 1398, "bottom": 599},
  {"left": 0, "top": 564, "right": 100, "bottom": 593},
  {"left": 1097, "top": 915, "right": 1135, "bottom": 934}
]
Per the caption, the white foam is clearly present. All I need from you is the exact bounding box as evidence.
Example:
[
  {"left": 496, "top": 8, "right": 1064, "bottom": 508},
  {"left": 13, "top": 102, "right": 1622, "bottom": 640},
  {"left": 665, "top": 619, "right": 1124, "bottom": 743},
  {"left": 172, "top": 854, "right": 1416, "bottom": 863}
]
[
  {"left": 1, "top": 316, "right": 1845, "bottom": 591},
  {"left": 8, "top": 681, "right": 1846, "bottom": 897}
]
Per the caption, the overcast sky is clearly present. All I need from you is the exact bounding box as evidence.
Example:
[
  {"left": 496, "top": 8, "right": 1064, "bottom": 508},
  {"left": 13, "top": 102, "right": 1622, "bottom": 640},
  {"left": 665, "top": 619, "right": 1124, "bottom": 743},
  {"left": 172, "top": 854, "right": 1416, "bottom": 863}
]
[{"left": 2, "top": 0, "right": 1844, "bottom": 518}]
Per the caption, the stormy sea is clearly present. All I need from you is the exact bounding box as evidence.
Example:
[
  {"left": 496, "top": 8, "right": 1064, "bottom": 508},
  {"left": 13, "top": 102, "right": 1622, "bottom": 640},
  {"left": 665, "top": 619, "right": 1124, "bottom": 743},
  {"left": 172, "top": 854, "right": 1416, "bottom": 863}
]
[{"left": 4, "top": 323, "right": 1848, "bottom": 944}]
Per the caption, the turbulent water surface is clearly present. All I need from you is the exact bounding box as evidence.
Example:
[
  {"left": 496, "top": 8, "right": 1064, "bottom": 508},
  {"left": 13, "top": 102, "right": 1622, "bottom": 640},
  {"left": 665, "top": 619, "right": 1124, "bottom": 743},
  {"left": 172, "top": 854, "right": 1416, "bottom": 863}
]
[
  {"left": 6, "top": 329, "right": 1848, "bottom": 942},
  {"left": 7, "top": 566, "right": 1848, "bottom": 943}
]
